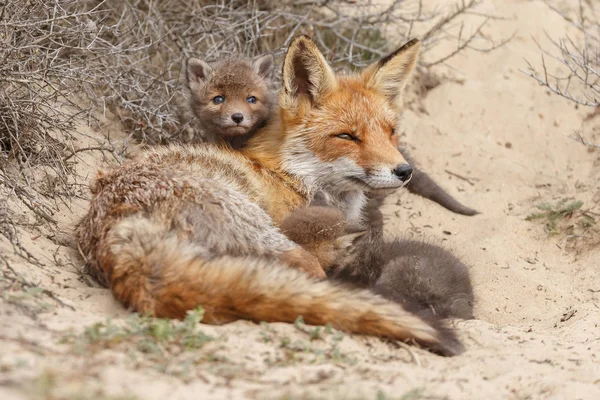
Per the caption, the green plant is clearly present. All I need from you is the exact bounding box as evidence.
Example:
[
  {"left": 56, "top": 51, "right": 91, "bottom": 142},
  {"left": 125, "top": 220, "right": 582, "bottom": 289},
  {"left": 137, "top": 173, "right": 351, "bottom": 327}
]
[
  {"left": 63, "top": 307, "right": 213, "bottom": 354},
  {"left": 526, "top": 198, "right": 595, "bottom": 235}
]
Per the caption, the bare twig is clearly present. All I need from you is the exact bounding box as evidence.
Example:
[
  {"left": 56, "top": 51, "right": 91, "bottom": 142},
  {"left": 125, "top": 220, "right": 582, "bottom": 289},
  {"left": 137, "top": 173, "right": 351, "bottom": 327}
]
[
  {"left": 572, "top": 130, "right": 600, "bottom": 149},
  {"left": 62, "top": 145, "right": 116, "bottom": 163},
  {"left": 444, "top": 169, "right": 476, "bottom": 186},
  {"left": 523, "top": 0, "right": 600, "bottom": 148}
]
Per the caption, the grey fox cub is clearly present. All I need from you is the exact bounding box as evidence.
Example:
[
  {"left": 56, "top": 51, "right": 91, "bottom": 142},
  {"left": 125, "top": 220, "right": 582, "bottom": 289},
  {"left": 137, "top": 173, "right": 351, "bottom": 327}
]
[{"left": 281, "top": 205, "right": 475, "bottom": 320}]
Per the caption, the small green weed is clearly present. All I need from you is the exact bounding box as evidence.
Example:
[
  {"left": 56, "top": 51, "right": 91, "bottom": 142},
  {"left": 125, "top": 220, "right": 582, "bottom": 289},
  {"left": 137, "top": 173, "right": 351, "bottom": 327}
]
[
  {"left": 526, "top": 198, "right": 595, "bottom": 235},
  {"left": 62, "top": 307, "right": 213, "bottom": 355},
  {"left": 274, "top": 387, "right": 429, "bottom": 400},
  {"left": 264, "top": 316, "right": 354, "bottom": 366}
]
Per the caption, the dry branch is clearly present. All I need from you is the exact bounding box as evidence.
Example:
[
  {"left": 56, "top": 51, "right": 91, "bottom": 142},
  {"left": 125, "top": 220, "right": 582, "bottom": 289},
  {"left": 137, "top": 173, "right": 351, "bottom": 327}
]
[{"left": 523, "top": 0, "right": 600, "bottom": 148}]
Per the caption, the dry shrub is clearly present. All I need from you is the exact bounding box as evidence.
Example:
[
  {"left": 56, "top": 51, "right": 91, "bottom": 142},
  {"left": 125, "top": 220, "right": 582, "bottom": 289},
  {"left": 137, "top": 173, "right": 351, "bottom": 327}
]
[
  {"left": 69, "top": 0, "right": 506, "bottom": 144},
  {"left": 1, "top": 1, "right": 80, "bottom": 166},
  {"left": 523, "top": 0, "right": 600, "bottom": 251},
  {"left": 0, "top": 0, "right": 106, "bottom": 254},
  {"left": 0, "top": 0, "right": 503, "bottom": 261},
  {"left": 523, "top": 0, "right": 600, "bottom": 149}
]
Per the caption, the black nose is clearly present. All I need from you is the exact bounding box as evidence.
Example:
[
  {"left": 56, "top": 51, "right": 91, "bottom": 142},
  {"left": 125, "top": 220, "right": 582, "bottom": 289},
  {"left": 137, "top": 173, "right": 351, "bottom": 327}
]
[
  {"left": 231, "top": 113, "right": 244, "bottom": 124},
  {"left": 393, "top": 164, "right": 413, "bottom": 182}
]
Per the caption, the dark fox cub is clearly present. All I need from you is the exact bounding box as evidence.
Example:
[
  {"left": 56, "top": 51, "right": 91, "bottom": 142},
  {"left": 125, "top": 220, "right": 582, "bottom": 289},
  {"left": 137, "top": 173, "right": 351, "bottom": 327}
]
[
  {"left": 335, "top": 234, "right": 475, "bottom": 320},
  {"left": 282, "top": 205, "right": 475, "bottom": 320},
  {"left": 177, "top": 55, "right": 275, "bottom": 148}
]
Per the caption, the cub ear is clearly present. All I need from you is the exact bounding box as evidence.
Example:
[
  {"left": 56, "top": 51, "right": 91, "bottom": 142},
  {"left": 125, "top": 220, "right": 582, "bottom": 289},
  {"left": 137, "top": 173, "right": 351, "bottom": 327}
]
[
  {"left": 253, "top": 54, "right": 275, "bottom": 81},
  {"left": 186, "top": 58, "right": 212, "bottom": 92},
  {"left": 334, "top": 231, "right": 367, "bottom": 252},
  {"left": 361, "top": 39, "right": 420, "bottom": 110},
  {"left": 281, "top": 35, "right": 337, "bottom": 109}
]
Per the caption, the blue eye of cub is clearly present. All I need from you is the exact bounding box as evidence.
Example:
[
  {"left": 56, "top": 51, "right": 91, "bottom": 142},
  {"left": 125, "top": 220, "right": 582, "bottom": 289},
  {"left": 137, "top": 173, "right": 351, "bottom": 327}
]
[
  {"left": 246, "top": 96, "right": 257, "bottom": 104},
  {"left": 213, "top": 96, "right": 225, "bottom": 104}
]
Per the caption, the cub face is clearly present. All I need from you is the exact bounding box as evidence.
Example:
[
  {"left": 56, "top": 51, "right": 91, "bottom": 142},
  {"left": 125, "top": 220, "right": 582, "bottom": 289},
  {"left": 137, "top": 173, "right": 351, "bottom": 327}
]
[{"left": 186, "top": 55, "right": 274, "bottom": 137}]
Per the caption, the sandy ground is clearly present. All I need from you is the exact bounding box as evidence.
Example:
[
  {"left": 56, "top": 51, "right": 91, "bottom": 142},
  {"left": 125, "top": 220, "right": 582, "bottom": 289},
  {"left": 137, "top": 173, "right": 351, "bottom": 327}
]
[{"left": 1, "top": 0, "right": 599, "bottom": 399}]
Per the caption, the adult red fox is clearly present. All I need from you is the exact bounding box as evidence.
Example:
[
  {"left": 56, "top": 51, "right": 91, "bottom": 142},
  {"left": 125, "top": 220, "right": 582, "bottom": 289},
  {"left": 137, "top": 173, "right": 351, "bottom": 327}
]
[
  {"left": 77, "top": 36, "right": 462, "bottom": 356},
  {"left": 176, "top": 53, "right": 478, "bottom": 215}
]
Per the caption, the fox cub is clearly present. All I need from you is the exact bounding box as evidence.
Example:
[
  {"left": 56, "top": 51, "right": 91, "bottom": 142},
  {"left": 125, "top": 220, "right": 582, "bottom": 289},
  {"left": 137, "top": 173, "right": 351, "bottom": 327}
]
[
  {"left": 177, "top": 55, "right": 275, "bottom": 148},
  {"left": 282, "top": 206, "right": 474, "bottom": 320},
  {"left": 332, "top": 234, "right": 475, "bottom": 320}
]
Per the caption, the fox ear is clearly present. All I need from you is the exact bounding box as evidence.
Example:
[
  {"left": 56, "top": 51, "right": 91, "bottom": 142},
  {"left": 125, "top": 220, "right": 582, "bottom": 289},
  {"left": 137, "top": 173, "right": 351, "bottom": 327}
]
[
  {"left": 334, "top": 231, "right": 367, "bottom": 252},
  {"left": 282, "top": 35, "right": 336, "bottom": 108},
  {"left": 186, "top": 58, "right": 212, "bottom": 91},
  {"left": 361, "top": 39, "right": 420, "bottom": 110},
  {"left": 253, "top": 54, "right": 274, "bottom": 81}
]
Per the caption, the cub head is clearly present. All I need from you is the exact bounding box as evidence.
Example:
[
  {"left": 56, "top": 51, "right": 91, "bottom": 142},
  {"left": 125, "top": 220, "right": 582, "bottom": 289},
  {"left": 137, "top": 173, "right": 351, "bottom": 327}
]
[
  {"left": 279, "top": 206, "right": 366, "bottom": 271},
  {"left": 186, "top": 55, "right": 275, "bottom": 137},
  {"left": 280, "top": 35, "right": 420, "bottom": 194}
]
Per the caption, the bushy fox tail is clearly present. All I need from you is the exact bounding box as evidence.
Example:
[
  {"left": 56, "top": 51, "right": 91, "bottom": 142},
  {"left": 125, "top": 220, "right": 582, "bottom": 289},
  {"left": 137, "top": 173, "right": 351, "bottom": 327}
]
[{"left": 101, "top": 216, "right": 463, "bottom": 356}]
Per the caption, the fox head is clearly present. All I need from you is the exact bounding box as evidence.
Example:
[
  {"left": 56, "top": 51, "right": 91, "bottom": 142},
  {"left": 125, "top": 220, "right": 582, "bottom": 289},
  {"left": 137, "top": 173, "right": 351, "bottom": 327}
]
[
  {"left": 279, "top": 35, "right": 419, "bottom": 196},
  {"left": 186, "top": 55, "right": 275, "bottom": 136}
]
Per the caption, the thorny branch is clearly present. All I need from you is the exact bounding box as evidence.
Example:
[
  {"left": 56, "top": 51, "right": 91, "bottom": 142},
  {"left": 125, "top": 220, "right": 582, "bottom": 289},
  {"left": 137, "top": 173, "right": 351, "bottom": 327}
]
[{"left": 522, "top": 0, "right": 600, "bottom": 148}]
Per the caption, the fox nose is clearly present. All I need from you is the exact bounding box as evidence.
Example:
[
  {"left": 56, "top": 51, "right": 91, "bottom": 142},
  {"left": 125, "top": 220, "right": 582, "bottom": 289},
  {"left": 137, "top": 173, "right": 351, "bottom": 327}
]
[
  {"left": 231, "top": 113, "right": 244, "bottom": 124},
  {"left": 393, "top": 164, "right": 413, "bottom": 182}
]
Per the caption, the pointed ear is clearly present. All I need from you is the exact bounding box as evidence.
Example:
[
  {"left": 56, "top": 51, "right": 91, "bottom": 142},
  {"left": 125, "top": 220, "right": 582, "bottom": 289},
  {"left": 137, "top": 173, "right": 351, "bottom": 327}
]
[
  {"left": 282, "top": 35, "right": 337, "bottom": 108},
  {"left": 334, "top": 231, "right": 367, "bottom": 252},
  {"left": 186, "top": 58, "right": 212, "bottom": 92},
  {"left": 253, "top": 54, "right": 274, "bottom": 81},
  {"left": 361, "top": 39, "right": 420, "bottom": 110}
]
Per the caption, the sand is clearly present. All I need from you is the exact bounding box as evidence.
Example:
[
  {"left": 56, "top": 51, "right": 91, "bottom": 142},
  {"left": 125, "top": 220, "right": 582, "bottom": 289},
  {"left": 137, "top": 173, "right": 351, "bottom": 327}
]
[{"left": 1, "top": 0, "right": 599, "bottom": 399}]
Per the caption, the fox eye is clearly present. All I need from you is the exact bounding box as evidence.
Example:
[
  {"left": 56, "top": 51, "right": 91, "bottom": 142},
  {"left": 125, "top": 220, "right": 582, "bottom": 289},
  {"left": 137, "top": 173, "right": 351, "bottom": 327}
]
[
  {"left": 213, "top": 96, "right": 225, "bottom": 104},
  {"left": 391, "top": 128, "right": 397, "bottom": 136},
  {"left": 246, "top": 96, "right": 257, "bottom": 104},
  {"left": 335, "top": 133, "right": 359, "bottom": 142}
]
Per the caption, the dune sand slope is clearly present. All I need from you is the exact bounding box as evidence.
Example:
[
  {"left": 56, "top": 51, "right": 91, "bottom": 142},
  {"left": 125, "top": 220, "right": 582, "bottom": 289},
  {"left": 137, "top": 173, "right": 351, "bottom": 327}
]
[{"left": 1, "top": 0, "right": 599, "bottom": 399}]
